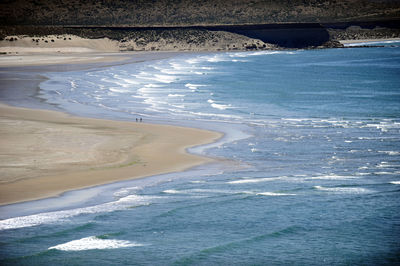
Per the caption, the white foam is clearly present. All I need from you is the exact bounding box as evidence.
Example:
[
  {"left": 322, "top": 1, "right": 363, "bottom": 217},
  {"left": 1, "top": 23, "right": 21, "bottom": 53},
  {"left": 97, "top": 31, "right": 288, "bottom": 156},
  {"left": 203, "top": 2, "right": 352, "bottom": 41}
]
[
  {"left": 390, "top": 181, "right": 400, "bottom": 185},
  {"left": 374, "top": 171, "right": 398, "bottom": 175},
  {"left": 135, "top": 72, "right": 176, "bottom": 84},
  {"left": 163, "top": 189, "right": 184, "bottom": 194},
  {"left": 168, "top": 94, "right": 185, "bottom": 97},
  {"left": 306, "top": 174, "right": 359, "bottom": 180},
  {"left": 170, "top": 104, "right": 185, "bottom": 109},
  {"left": 113, "top": 186, "right": 140, "bottom": 197},
  {"left": 314, "top": 186, "right": 372, "bottom": 194},
  {"left": 227, "top": 176, "right": 288, "bottom": 184},
  {"left": 210, "top": 102, "right": 233, "bottom": 110},
  {"left": 229, "top": 51, "right": 295, "bottom": 58},
  {"left": 109, "top": 87, "right": 130, "bottom": 93},
  {"left": 153, "top": 74, "right": 177, "bottom": 83},
  {"left": 185, "top": 58, "right": 201, "bottom": 64},
  {"left": 185, "top": 83, "right": 206, "bottom": 91},
  {"left": 188, "top": 111, "right": 242, "bottom": 120},
  {"left": 376, "top": 162, "right": 400, "bottom": 168},
  {"left": 144, "top": 83, "right": 164, "bottom": 88},
  {"left": 255, "top": 192, "right": 296, "bottom": 196},
  {"left": 190, "top": 180, "right": 206, "bottom": 184},
  {"left": 48, "top": 236, "right": 144, "bottom": 251},
  {"left": 119, "top": 77, "right": 139, "bottom": 85},
  {"left": 206, "top": 54, "right": 229, "bottom": 62},
  {"left": 0, "top": 195, "right": 157, "bottom": 230},
  {"left": 378, "top": 151, "right": 400, "bottom": 156},
  {"left": 70, "top": 80, "right": 77, "bottom": 91},
  {"left": 344, "top": 40, "right": 400, "bottom": 46},
  {"left": 189, "top": 189, "right": 291, "bottom": 196},
  {"left": 160, "top": 68, "right": 188, "bottom": 75}
]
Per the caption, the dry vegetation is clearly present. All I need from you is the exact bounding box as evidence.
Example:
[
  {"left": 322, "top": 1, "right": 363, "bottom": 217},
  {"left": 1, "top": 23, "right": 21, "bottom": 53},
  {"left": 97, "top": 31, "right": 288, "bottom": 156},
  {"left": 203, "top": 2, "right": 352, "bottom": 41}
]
[{"left": 0, "top": 0, "right": 399, "bottom": 26}]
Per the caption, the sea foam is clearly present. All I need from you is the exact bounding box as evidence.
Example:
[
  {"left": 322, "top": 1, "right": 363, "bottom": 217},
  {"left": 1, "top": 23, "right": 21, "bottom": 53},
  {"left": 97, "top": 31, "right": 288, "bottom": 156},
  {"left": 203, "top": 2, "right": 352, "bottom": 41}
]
[
  {"left": 0, "top": 195, "right": 157, "bottom": 231},
  {"left": 48, "top": 236, "right": 144, "bottom": 251},
  {"left": 314, "top": 186, "right": 372, "bottom": 194},
  {"left": 227, "top": 177, "right": 288, "bottom": 184}
]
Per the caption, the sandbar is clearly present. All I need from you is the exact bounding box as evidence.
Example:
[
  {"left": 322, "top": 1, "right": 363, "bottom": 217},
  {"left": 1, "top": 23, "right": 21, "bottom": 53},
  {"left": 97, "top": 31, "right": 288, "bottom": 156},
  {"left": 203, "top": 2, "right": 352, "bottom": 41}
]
[{"left": 0, "top": 103, "right": 221, "bottom": 205}]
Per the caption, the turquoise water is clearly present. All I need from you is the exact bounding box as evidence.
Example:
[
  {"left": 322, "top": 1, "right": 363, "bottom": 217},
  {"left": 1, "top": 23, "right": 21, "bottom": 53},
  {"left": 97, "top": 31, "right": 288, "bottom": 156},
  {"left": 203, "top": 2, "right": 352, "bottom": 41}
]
[{"left": 1, "top": 43, "right": 400, "bottom": 265}]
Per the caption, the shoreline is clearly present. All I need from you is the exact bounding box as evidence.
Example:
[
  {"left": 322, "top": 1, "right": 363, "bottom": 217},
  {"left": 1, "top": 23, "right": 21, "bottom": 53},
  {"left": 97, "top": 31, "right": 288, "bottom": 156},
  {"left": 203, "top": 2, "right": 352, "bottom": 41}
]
[
  {"left": 339, "top": 37, "right": 400, "bottom": 44},
  {"left": 0, "top": 103, "right": 222, "bottom": 206},
  {"left": 1, "top": 36, "right": 396, "bottom": 206},
  {"left": 0, "top": 51, "right": 222, "bottom": 206}
]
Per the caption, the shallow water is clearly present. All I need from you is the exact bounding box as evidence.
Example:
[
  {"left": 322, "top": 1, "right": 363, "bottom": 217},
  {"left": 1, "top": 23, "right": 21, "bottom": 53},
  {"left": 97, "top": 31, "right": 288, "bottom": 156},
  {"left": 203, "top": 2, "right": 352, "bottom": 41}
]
[{"left": 1, "top": 43, "right": 400, "bottom": 265}]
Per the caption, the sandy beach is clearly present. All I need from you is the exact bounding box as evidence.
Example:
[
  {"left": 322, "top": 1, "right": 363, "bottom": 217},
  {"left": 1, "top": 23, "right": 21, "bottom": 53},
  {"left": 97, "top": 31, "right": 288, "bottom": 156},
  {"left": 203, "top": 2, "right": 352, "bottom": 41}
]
[
  {"left": 0, "top": 103, "right": 221, "bottom": 205},
  {"left": 0, "top": 47, "right": 222, "bottom": 205}
]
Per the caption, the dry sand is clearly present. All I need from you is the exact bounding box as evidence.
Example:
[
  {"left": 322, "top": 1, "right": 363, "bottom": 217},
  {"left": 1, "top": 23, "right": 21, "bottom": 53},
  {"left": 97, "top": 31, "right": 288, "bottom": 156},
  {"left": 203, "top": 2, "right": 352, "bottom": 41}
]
[
  {"left": 0, "top": 34, "right": 125, "bottom": 66},
  {"left": 0, "top": 104, "right": 221, "bottom": 205},
  {"left": 0, "top": 48, "right": 221, "bottom": 206}
]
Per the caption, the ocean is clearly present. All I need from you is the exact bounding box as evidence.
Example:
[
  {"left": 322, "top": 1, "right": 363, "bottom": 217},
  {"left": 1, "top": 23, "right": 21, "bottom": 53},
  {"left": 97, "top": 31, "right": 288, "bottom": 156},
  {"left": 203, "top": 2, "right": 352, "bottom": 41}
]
[{"left": 1, "top": 42, "right": 400, "bottom": 265}]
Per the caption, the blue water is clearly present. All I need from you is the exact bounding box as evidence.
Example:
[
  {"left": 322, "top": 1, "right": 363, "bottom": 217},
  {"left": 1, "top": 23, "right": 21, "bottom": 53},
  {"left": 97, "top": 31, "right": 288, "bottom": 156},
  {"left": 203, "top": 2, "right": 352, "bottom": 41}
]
[{"left": 1, "top": 43, "right": 400, "bottom": 265}]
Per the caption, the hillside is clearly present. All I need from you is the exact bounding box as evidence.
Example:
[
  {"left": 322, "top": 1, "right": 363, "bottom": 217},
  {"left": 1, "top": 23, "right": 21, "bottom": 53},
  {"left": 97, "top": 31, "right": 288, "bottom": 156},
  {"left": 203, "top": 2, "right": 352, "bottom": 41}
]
[
  {"left": 1, "top": 0, "right": 399, "bottom": 26},
  {"left": 0, "top": 0, "right": 399, "bottom": 50}
]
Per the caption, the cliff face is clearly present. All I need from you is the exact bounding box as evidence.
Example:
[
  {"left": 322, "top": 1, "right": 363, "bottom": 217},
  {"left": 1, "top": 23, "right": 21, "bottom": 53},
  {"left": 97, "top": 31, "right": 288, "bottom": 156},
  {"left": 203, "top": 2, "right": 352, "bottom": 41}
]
[{"left": 1, "top": 0, "right": 399, "bottom": 26}]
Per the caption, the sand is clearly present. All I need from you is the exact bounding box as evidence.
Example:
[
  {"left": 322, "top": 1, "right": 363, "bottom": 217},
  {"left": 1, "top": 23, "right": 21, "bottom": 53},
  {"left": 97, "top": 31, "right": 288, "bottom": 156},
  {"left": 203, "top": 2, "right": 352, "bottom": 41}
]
[
  {"left": 0, "top": 48, "right": 221, "bottom": 205},
  {"left": 0, "top": 104, "right": 221, "bottom": 205},
  {"left": 0, "top": 34, "right": 127, "bottom": 66}
]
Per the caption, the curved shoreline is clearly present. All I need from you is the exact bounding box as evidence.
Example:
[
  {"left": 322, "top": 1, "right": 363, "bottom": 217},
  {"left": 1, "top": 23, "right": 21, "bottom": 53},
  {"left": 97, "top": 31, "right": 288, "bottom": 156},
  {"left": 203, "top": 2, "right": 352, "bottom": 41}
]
[
  {"left": 0, "top": 103, "right": 222, "bottom": 206},
  {"left": 0, "top": 52, "right": 222, "bottom": 206}
]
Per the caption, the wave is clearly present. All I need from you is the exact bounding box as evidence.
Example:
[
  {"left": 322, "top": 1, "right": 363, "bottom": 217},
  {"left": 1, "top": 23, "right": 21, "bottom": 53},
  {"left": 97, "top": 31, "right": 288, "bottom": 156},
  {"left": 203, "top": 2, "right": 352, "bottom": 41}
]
[
  {"left": 344, "top": 40, "right": 400, "bottom": 47},
  {"left": 188, "top": 111, "right": 242, "bottom": 120},
  {"left": 211, "top": 103, "right": 232, "bottom": 110},
  {"left": 255, "top": 192, "right": 296, "bottom": 196},
  {"left": 163, "top": 189, "right": 188, "bottom": 194},
  {"left": 113, "top": 186, "right": 141, "bottom": 197},
  {"left": 153, "top": 74, "right": 177, "bottom": 83},
  {"left": 376, "top": 162, "right": 400, "bottom": 168},
  {"left": 108, "top": 87, "right": 131, "bottom": 93},
  {"left": 168, "top": 94, "right": 185, "bottom": 97},
  {"left": 228, "top": 51, "right": 296, "bottom": 58},
  {"left": 227, "top": 176, "right": 288, "bottom": 184},
  {"left": 374, "top": 171, "right": 400, "bottom": 175},
  {"left": 163, "top": 188, "right": 294, "bottom": 196},
  {"left": 0, "top": 195, "right": 158, "bottom": 231},
  {"left": 206, "top": 54, "right": 229, "bottom": 62},
  {"left": 390, "top": 181, "right": 400, "bottom": 185},
  {"left": 208, "top": 99, "right": 233, "bottom": 110},
  {"left": 306, "top": 174, "right": 360, "bottom": 180},
  {"left": 69, "top": 80, "right": 77, "bottom": 91},
  {"left": 378, "top": 151, "right": 400, "bottom": 156},
  {"left": 48, "top": 236, "right": 144, "bottom": 251},
  {"left": 134, "top": 72, "right": 177, "bottom": 84},
  {"left": 313, "top": 186, "right": 372, "bottom": 194},
  {"left": 228, "top": 174, "right": 361, "bottom": 184},
  {"left": 185, "top": 83, "right": 206, "bottom": 91},
  {"left": 190, "top": 180, "right": 206, "bottom": 184}
]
